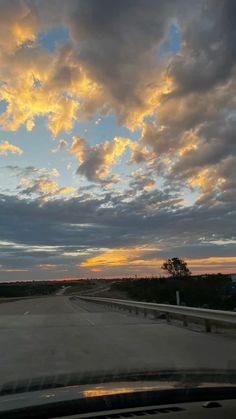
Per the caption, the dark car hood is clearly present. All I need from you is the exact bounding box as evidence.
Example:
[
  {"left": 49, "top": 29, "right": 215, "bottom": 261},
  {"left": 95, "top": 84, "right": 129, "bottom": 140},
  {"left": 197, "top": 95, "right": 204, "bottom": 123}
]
[{"left": 1, "top": 369, "right": 236, "bottom": 418}]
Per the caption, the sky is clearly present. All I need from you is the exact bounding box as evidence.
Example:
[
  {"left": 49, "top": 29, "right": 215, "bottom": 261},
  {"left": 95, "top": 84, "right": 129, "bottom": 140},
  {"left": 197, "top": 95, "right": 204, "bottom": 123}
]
[{"left": 0, "top": 0, "right": 236, "bottom": 281}]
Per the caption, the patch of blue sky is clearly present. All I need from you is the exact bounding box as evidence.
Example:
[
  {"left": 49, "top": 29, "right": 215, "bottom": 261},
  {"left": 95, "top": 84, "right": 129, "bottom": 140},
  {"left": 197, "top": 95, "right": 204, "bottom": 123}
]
[
  {"left": 38, "top": 26, "right": 70, "bottom": 52},
  {"left": 0, "top": 124, "right": 25, "bottom": 154},
  {"left": 0, "top": 169, "right": 19, "bottom": 194},
  {"left": 0, "top": 110, "right": 143, "bottom": 192},
  {"left": 226, "top": 111, "right": 236, "bottom": 122},
  {"left": 143, "top": 115, "right": 156, "bottom": 122},
  {"left": 183, "top": 189, "right": 199, "bottom": 207},
  {"left": 0, "top": 135, "right": 25, "bottom": 195},
  {"left": 111, "top": 148, "right": 134, "bottom": 175},
  {"left": 8, "top": 117, "right": 53, "bottom": 166},
  {"left": 72, "top": 113, "right": 141, "bottom": 146},
  {"left": 0, "top": 117, "right": 73, "bottom": 186},
  {"left": 159, "top": 23, "right": 181, "bottom": 56}
]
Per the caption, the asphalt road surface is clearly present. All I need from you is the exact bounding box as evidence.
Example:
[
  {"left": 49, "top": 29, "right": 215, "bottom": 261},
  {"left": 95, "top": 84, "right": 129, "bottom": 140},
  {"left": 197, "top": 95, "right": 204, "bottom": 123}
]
[{"left": 0, "top": 296, "right": 236, "bottom": 385}]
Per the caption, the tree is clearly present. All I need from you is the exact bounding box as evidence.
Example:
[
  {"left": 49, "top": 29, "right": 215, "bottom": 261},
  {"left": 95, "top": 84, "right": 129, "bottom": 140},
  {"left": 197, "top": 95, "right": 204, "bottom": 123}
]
[{"left": 161, "top": 257, "right": 191, "bottom": 278}]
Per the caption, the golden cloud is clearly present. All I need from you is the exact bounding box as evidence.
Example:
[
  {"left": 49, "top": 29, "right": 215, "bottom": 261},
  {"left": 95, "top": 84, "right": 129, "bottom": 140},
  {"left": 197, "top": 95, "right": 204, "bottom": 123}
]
[
  {"left": 81, "top": 247, "right": 236, "bottom": 272},
  {"left": 57, "top": 186, "right": 76, "bottom": 194},
  {"left": 118, "top": 73, "right": 175, "bottom": 131},
  {"left": 143, "top": 179, "right": 156, "bottom": 189},
  {"left": 70, "top": 137, "right": 87, "bottom": 161},
  {"left": 187, "top": 257, "right": 236, "bottom": 267},
  {"left": 0, "top": 1, "right": 233, "bottom": 215},
  {"left": 19, "top": 175, "right": 76, "bottom": 199},
  {"left": 11, "top": 21, "right": 36, "bottom": 48},
  {"left": 0, "top": 42, "right": 102, "bottom": 136},
  {"left": 0, "top": 1, "right": 38, "bottom": 54},
  {"left": 0, "top": 5, "right": 177, "bottom": 140},
  {"left": 34, "top": 178, "right": 58, "bottom": 193},
  {"left": 80, "top": 247, "right": 162, "bottom": 269},
  {"left": 0, "top": 140, "right": 23, "bottom": 156},
  {"left": 188, "top": 167, "right": 226, "bottom": 193}
]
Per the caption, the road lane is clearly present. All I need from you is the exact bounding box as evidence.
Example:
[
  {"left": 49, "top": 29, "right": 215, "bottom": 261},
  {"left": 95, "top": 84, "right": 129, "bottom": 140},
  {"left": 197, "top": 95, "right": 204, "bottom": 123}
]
[{"left": 0, "top": 296, "right": 236, "bottom": 385}]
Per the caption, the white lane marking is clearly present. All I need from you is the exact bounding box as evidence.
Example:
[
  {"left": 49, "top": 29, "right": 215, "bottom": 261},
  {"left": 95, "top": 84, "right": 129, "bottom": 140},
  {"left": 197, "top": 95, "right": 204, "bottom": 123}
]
[
  {"left": 24, "top": 311, "right": 30, "bottom": 315},
  {"left": 65, "top": 298, "right": 95, "bottom": 326},
  {"left": 85, "top": 317, "right": 95, "bottom": 326}
]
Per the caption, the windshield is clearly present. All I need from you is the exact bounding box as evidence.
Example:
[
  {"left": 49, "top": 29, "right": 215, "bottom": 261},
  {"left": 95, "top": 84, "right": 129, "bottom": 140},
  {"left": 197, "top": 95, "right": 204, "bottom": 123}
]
[{"left": 0, "top": 0, "right": 236, "bottom": 397}]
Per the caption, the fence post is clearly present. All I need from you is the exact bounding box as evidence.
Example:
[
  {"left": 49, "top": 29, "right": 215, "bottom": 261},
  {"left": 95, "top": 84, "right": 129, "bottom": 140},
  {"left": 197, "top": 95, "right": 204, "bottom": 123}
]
[
  {"left": 176, "top": 290, "right": 180, "bottom": 306},
  {"left": 183, "top": 315, "right": 188, "bottom": 327},
  {"left": 204, "top": 319, "right": 212, "bottom": 333},
  {"left": 154, "top": 311, "right": 159, "bottom": 319}
]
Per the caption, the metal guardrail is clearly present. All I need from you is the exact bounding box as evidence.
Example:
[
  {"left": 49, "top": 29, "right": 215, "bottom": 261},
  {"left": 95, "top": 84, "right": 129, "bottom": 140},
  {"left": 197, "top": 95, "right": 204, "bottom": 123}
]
[{"left": 77, "top": 296, "right": 236, "bottom": 333}]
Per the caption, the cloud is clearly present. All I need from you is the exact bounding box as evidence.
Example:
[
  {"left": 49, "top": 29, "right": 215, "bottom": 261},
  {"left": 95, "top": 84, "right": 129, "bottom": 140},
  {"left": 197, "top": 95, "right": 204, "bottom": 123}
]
[
  {"left": 6, "top": 165, "right": 76, "bottom": 199},
  {"left": 20, "top": 177, "right": 76, "bottom": 199},
  {"left": 0, "top": 0, "right": 189, "bottom": 135},
  {"left": 50, "top": 139, "right": 68, "bottom": 153},
  {"left": 0, "top": 140, "right": 23, "bottom": 156},
  {"left": 81, "top": 247, "right": 236, "bottom": 273},
  {"left": 129, "top": 144, "right": 155, "bottom": 165},
  {"left": 0, "top": 38, "right": 101, "bottom": 136},
  {"left": 57, "top": 186, "right": 76, "bottom": 194},
  {"left": 0, "top": 187, "right": 236, "bottom": 278},
  {"left": 139, "top": 70, "right": 236, "bottom": 207},
  {"left": 0, "top": 0, "right": 234, "bottom": 143},
  {"left": 0, "top": 47, "right": 76, "bottom": 135},
  {"left": 70, "top": 136, "right": 136, "bottom": 182},
  {"left": 0, "top": 188, "right": 229, "bottom": 249},
  {"left": 170, "top": 0, "right": 236, "bottom": 94},
  {"left": 1, "top": 1, "right": 236, "bottom": 278},
  {"left": 68, "top": 0, "right": 188, "bottom": 129},
  {"left": 0, "top": 0, "right": 38, "bottom": 53},
  {"left": 0, "top": 267, "right": 28, "bottom": 272},
  {"left": 130, "top": 169, "right": 156, "bottom": 190},
  {"left": 21, "top": 177, "right": 59, "bottom": 195},
  {"left": 187, "top": 256, "right": 236, "bottom": 267},
  {"left": 36, "top": 264, "right": 61, "bottom": 271},
  {"left": 80, "top": 246, "right": 162, "bottom": 269}
]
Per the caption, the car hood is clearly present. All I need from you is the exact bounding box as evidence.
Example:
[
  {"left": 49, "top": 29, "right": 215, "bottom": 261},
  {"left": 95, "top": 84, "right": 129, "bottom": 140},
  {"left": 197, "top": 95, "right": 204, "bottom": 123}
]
[{"left": 1, "top": 369, "right": 236, "bottom": 417}]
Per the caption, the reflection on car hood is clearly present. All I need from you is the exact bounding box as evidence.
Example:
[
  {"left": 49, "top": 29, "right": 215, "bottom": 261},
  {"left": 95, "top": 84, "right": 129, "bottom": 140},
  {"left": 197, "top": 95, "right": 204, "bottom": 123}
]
[
  {"left": 2, "top": 368, "right": 236, "bottom": 396},
  {"left": 1, "top": 371, "right": 236, "bottom": 416}
]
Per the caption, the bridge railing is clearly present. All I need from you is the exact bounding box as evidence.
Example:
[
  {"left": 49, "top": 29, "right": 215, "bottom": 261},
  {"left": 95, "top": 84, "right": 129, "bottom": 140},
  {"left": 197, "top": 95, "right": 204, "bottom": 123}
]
[{"left": 76, "top": 296, "right": 236, "bottom": 333}]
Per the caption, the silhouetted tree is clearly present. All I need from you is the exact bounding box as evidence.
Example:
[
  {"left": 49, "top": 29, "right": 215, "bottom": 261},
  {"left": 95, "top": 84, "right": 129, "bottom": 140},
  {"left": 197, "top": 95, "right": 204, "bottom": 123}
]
[{"left": 161, "top": 257, "right": 191, "bottom": 278}]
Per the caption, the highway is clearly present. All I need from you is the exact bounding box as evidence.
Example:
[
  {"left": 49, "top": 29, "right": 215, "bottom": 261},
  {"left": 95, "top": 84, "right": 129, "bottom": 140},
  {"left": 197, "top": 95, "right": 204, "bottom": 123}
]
[{"left": 0, "top": 296, "right": 236, "bottom": 385}]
